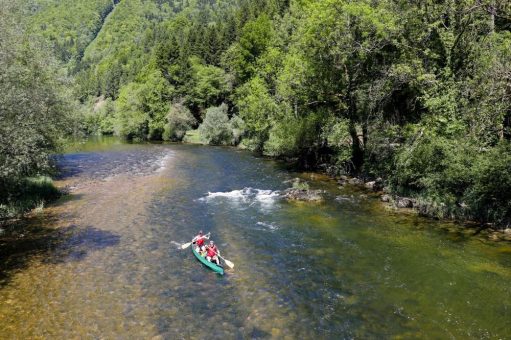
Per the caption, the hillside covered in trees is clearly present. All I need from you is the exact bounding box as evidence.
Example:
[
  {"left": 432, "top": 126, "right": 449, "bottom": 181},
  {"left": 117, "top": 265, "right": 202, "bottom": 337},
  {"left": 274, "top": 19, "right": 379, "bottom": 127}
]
[{"left": 2, "top": 0, "right": 511, "bottom": 227}]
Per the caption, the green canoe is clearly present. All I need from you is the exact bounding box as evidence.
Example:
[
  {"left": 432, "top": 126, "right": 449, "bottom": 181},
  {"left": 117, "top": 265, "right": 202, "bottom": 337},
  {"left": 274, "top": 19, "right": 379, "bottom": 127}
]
[{"left": 191, "top": 246, "right": 224, "bottom": 275}]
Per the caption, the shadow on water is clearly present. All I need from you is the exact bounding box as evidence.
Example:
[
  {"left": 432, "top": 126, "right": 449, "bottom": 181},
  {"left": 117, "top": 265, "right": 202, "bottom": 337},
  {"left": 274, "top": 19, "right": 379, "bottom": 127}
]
[
  {"left": 0, "top": 208, "right": 120, "bottom": 287},
  {"left": 53, "top": 153, "right": 89, "bottom": 179}
]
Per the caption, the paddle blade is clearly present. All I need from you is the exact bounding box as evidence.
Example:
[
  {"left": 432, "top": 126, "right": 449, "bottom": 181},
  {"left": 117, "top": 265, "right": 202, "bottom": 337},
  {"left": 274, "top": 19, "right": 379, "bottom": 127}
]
[
  {"left": 181, "top": 242, "right": 192, "bottom": 249},
  {"left": 223, "top": 259, "right": 234, "bottom": 269}
]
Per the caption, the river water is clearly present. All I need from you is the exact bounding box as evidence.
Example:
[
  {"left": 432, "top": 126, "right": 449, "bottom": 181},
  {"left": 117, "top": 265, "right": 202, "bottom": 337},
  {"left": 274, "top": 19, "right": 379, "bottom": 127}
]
[{"left": 1, "top": 137, "right": 510, "bottom": 338}]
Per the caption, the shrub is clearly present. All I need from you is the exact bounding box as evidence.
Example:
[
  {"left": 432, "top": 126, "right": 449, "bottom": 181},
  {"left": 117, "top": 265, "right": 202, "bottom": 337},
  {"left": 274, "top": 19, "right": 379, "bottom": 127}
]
[
  {"left": 0, "top": 176, "right": 60, "bottom": 220},
  {"left": 322, "top": 117, "right": 353, "bottom": 169},
  {"left": 465, "top": 142, "right": 511, "bottom": 224},
  {"left": 230, "top": 115, "right": 245, "bottom": 145},
  {"left": 164, "top": 100, "right": 196, "bottom": 141},
  {"left": 391, "top": 134, "right": 511, "bottom": 225},
  {"left": 198, "top": 103, "right": 232, "bottom": 145}
]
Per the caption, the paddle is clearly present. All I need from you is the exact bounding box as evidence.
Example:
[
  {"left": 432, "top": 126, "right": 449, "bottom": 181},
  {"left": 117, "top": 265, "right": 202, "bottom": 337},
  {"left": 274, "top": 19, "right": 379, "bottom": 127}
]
[
  {"left": 218, "top": 254, "right": 234, "bottom": 269},
  {"left": 180, "top": 241, "right": 193, "bottom": 249},
  {"left": 180, "top": 232, "right": 210, "bottom": 249}
]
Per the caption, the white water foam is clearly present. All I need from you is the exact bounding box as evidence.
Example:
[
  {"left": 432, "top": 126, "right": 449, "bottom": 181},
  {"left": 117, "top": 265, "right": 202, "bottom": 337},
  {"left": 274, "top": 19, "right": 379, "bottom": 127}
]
[
  {"left": 254, "top": 189, "right": 280, "bottom": 203},
  {"left": 155, "top": 152, "right": 174, "bottom": 173},
  {"left": 199, "top": 187, "right": 281, "bottom": 207},
  {"left": 204, "top": 188, "right": 251, "bottom": 200}
]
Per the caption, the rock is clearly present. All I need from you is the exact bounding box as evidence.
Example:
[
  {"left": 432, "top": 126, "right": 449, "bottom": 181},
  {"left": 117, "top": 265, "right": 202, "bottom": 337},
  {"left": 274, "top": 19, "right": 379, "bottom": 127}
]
[
  {"left": 337, "top": 175, "right": 348, "bottom": 186},
  {"left": 348, "top": 178, "right": 363, "bottom": 185},
  {"left": 364, "top": 178, "right": 384, "bottom": 191},
  {"left": 282, "top": 188, "right": 325, "bottom": 201},
  {"left": 489, "top": 233, "right": 500, "bottom": 241},
  {"left": 396, "top": 197, "right": 414, "bottom": 208},
  {"left": 381, "top": 194, "right": 391, "bottom": 202},
  {"left": 365, "top": 181, "right": 376, "bottom": 190}
]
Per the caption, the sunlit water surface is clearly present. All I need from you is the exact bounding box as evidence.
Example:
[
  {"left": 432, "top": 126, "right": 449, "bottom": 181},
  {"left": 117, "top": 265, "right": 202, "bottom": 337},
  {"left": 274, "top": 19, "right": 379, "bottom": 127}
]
[{"left": 1, "top": 137, "right": 510, "bottom": 338}]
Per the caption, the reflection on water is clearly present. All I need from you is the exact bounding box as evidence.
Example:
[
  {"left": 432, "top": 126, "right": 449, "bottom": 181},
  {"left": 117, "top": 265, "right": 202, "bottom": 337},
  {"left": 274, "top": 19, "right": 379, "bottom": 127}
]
[{"left": 1, "top": 140, "right": 511, "bottom": 338}]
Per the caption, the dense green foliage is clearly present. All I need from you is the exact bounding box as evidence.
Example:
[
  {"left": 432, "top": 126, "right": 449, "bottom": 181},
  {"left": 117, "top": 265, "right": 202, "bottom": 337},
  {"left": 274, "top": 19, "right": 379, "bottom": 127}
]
[
  {"left": 3, "top": 0, "right": 511, "bottom": 226},
  {"left": 165, "top": 100, "right": 197, "bottom": 141},
  {"left": 0, "top": 0, "right": 73, "bottom": 219},
  {"left": 28, "top": 0, "right": 114, "bottom": 65},
  {"left": 198, "top": 104, "right": 234, "bottom": 145}
]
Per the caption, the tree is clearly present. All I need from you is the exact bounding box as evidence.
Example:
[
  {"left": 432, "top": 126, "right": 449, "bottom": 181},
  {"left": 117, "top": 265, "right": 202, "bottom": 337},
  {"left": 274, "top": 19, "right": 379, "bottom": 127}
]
[
  {"left": 222, "top": 15, "right": 274, "bottom": 83},
  {"left": 188, "top": 57, "right": 232, "bottom": 114},
  {"left": 0, "top": 0, "right": 73, "bottom": 217},
  {"left": 235, "top": 76, "right": 280, "bottom": 151},
  {"left": 113, "top": 68, "right": 171, "bottom": 140},
  {"left": 297, "top": 0, "right": 399, "bottom": 171}
]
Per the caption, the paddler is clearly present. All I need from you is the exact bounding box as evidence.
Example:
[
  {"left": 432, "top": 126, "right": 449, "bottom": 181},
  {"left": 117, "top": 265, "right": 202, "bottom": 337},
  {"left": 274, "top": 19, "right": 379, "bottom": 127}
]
[
  {"left": 205, "top": 240, "right": 221, "bottom": 266},
  {"left": 192, "top": 230, "right": 209, "bottom": 252}
]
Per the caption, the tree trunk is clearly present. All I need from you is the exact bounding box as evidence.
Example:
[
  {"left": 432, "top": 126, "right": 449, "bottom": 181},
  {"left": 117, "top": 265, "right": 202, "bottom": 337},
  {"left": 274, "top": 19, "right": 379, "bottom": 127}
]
[
  {"left": 489, "top": 1, "right": 495, "bottom": 33},
  {"left": 362, "top": 122, "right": 368, "bottom": 148},
  {"left": 349, "top": 120, "right": 364, "bottom": 173},
  {"left": 503, "top": 110, "right": 511, "bottom": 141}
]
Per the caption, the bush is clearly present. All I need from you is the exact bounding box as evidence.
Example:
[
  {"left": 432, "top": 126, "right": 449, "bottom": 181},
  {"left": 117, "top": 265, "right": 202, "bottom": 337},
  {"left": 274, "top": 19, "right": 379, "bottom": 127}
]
[
  {"left": 164, "top": 100, "right": 196, "bottom": 141},
  {"left": 264, "top": 115, "right": 303, "bottom": 157},
  {"left": 391, "top": 134, "right": 511, "bottom": 225},
  {"left": 0, "top": 176, "right": 60, "bottom": 220},
  {"left": 322, "top": 117, "right": 353, "bottom": 169},
  {"left": 230, "top": 115, "right": 245, "bottom": 145},
  {"left": 392, "top": 135, "right": 473, "bottom": 195},
  {"left": 198, "top": 103, "right": 232, "bottom": 145},
  {"left": 465, "top": 142, "right": 511, "bottom": 224}
]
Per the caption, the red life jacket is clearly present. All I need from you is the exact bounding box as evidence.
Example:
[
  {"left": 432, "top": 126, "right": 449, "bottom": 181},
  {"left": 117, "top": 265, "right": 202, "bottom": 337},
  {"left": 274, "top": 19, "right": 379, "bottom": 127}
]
[
  {"left": 196, "top": 237, "right": 205, "bottom": 246},
  {"left": 206, "top": 246, "right": 217, "bottom": 257}
]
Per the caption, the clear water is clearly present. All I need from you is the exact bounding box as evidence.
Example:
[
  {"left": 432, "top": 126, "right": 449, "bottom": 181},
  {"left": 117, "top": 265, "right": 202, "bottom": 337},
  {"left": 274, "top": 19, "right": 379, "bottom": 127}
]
[{"left": 1, "top": 138, "right": 510, "bottom": 338}]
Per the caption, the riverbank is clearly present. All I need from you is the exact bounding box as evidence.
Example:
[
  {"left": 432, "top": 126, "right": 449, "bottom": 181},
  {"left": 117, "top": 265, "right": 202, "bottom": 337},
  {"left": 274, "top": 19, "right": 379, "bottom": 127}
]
[
  {"left": 329, "top": 172, "right": 511, "bottom": 243},
  {"left": 0, "top": 176, "right": 61, "bottom": 225},
  {"left": 178, "top": 133, "right": 511, "bottom": 241}
]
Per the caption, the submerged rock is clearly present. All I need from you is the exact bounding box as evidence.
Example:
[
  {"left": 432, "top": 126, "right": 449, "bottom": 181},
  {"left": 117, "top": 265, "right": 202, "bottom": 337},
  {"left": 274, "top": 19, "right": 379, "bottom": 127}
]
[
  {"left": 282, "top": 188, "right": 325, "bottom": 201},
  {"left": 336, "top": 195, "right": 356, "bottom": 203}
]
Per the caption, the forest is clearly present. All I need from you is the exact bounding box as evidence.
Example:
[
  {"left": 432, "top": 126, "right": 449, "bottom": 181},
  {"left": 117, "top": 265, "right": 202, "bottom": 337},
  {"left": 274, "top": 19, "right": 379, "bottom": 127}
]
[{"left": 1, "top": 0, "right": 511, "bottom": 227}]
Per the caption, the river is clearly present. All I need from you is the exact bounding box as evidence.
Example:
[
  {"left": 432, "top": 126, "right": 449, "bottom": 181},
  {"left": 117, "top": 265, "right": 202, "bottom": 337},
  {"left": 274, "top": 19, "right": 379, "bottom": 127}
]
[{"left": 0, "top": 137, "right": 510, "bottom": 338}]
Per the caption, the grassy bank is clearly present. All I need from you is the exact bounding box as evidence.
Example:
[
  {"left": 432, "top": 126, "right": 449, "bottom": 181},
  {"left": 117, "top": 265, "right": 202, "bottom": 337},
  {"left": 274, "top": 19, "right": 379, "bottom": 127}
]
[
  {"left": 0, "top": 177, "right": 61, "bottom": 222},
  {"left": 183, "top": 130, "right": 203, "bottom": 144}
]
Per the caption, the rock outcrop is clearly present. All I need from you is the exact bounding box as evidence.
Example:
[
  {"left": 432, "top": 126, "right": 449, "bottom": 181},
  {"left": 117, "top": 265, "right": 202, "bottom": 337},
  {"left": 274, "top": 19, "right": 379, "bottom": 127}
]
[{"left": 282, "top": 188, "right": 325, "bottom": 201}]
